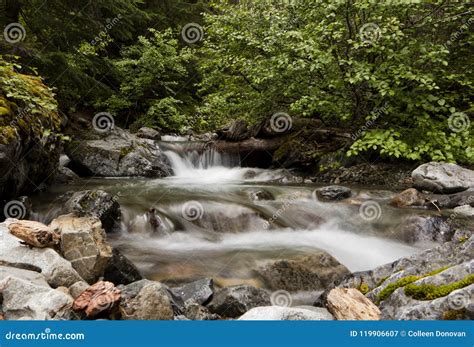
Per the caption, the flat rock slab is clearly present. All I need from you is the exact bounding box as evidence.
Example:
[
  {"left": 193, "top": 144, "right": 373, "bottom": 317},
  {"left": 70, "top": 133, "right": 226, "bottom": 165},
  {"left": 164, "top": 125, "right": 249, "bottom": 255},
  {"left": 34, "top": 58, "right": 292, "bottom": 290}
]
[
  {"left": 326, "top": 288, "right": 381, "bottom": 320},
  {"left": 239, "top": 306, "right": 334, "bottom": 320}
]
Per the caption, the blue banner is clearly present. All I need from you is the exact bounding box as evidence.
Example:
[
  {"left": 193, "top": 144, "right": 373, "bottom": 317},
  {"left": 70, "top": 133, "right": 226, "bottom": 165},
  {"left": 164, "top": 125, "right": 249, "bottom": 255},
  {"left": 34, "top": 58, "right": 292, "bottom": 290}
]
[{"left": 0, "top": 321, "right": 472, "bottom": 347}]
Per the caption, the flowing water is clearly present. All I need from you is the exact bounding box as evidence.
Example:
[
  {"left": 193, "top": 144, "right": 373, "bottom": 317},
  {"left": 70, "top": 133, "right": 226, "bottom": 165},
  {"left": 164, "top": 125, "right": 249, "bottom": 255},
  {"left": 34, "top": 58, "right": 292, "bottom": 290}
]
[{"left": 32, "top": 138, "right": 436, "bottom": 288}]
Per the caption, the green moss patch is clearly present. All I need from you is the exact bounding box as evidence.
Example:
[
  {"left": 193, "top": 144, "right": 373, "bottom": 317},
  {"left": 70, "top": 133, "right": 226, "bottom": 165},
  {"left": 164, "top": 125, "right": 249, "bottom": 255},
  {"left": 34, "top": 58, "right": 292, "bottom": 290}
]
[{"left": 404, "top": 274, "right": 474, "bottom": 301}]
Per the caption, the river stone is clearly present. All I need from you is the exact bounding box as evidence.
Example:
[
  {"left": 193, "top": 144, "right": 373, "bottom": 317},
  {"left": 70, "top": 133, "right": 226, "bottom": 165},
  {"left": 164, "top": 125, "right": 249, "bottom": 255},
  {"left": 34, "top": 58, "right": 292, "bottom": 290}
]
[
  {"left": 238, "top": 306, "right": 334, "bottom": 320},
  {"left": 65, "top": 127, "right": 172, "bottom": 178},
  {"left": 184, "top": 299, "right": 220, "bottom": 320},
  {"left": 8, "top": 219, "right": 60, "bottom": 248},
  {"left": 390, "top": 188, "right": 425, "bottom": 208},
  {"left": 59, "top": 190, "right": 121, "bottom": 233},
  {"left": 206, "top": 285, "right": 271, "bottom": 318},
  {"left": 326, "top": 288, "right": 381, "bottom": 320},
  {"left": 68, "top": 281, "right": 90, "bottom": 299},
  {"left": 54, "top": 166, "right": 79, "bottom": 183},
  {"left": 427, "top": 190, "right": 474, "bottom": 209},
  {"left": 50, "top": 215, "right": 112, "bottom": 283},
  {"left": 453, "top": 205, "right": 474, "bottom": 218},
  {"left": 0, "top": 222, "right": 83, "bottom": 288},
  {"left": 119, "top": 279, "right": 174, "bottom": 320},
  {"left": 171, "top": 278, "right": 214, "bottom": 305},
  {"left": 0, "top": 276, "right": 73, "bottom": 320},
  {"left": 217, "top": 119, "right": 249, "bottom": 141},
  {"left": 104, "top": 248, "right": 143, "bottom": 285},
  {"left": 394, "top": 215, "right": 454, "bottom": 244},
  {"left": 249, "top": 189, "right": 275, "bottom": 201},
  {"left": 412, "top": 162, "right": 474, "bottom": 193},
  {"left": 135, "top": 127, "right": 161, "bottom": 141},
  {"left": 255, "top": 253, "right": 351, "bottom": 292},
  {"left": 316, "top": 186, "right": 352, "bottom": 201},
  {"left": 0, "top": 265, "right": 49, "bottom": 287},
  {"left": 73, "top": 281, "right": 121, "bottom": 318}
]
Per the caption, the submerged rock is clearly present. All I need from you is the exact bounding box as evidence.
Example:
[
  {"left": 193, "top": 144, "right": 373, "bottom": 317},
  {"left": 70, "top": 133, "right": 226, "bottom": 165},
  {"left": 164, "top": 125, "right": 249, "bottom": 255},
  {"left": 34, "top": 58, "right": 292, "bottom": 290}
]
[
  {"left": 390, "top": 188, "right": 425, "bottom": 208},
  {"left": 412, "top": 162, "right": 474, "bottom": 193},
  {"left": 255, "top": 253, "right": 351, "bottom": 292},
  {"left": 316, "top": 186, "right": 352, "bottom": 201},
  {"left": 238, "top": 306, "right": 334, "bottom": 321},
  {"left": 326, "top": 288, "right": 381, "bottom": 320},
  {"left": 206, "top": 285, "right": 271, "bottom": 318}
]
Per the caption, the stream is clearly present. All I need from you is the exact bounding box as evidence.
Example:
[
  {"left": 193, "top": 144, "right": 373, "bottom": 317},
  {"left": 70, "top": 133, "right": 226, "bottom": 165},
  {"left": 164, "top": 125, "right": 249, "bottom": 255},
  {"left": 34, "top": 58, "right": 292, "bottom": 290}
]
[{"left": 31, "top": 138, "right": 437, "bottom": 287}]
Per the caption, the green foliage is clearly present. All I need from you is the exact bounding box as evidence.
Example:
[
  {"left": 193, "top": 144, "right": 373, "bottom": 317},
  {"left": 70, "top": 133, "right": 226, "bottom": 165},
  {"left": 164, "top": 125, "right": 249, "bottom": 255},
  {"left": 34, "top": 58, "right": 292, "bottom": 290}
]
[
  {"left": 404, "top": 274, "right": 474, "bottom": 300},
  {"left": 198, "top": 0, "right": 473, "bottom": 163}
]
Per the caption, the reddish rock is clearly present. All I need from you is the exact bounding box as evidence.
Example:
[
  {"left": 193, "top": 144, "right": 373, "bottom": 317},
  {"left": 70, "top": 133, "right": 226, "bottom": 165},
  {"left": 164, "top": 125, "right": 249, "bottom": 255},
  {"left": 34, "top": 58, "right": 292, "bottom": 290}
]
[{"left": 73, "top": 281, "right": 121, "bottom": 318}]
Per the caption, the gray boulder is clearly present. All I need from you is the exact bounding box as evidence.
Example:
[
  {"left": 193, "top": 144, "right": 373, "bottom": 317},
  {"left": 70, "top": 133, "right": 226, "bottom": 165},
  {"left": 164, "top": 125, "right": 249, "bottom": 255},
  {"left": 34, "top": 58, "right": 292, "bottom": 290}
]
[
  {"left": 184, "top": 300, "right": 220, "bottom": 320},
  {"left": 0, "top": 265, "right": 49, "bottom": 287},
  {"left": 206, "top": 285, "right": 271, "bottom": 318},
  {"left": 135, "top": 127, "right": 161, "bottom": 141},
  {"left": 66, "top": 127, "right": 172, "bottom": 177},
  {"left": 50, "top": 215, "right": 112, "bottom": 283},
  {"left": 316, "top": 186, "right": 352, "bottom": 201},
  {"left": 394, "top": 215, "right": 454, "bottom": 244},
  {"left": 238, "top": 306, "right": 334, "bottom": 320},
  {"left": 412, "top": 162, "right": 474, "bottom": 193},
  {"left": 171, "top": 278, "right": 214, "bottom": 306}
]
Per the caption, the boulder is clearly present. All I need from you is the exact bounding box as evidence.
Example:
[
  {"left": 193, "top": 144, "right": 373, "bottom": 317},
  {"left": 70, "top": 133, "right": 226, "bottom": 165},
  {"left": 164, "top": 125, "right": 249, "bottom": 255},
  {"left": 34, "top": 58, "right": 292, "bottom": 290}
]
[
  {"left": 7, "top": 219, "right": 60, "bottom": 248},
  {"left": 68, "top": 281, "right": 90, "bottom": 299},
  {"left": 427, "top": 190, "right": 474, "bottom": 209},
  {"left": 255, "top": 253, "right": 351, "bottom": 292},
  {"left": 50, "top": 215, "right": 112, "bottom": 283},
  {"left": 73, "top": 281, "right": 121, "bottom": 318},
  {"left": 171, "top": 278, "right": 214, "bottom": 305},
  {"left": 238, "top": 306, "right": 334, "bottom": 320},
  {"left": 135, "top": 127, "right": 161, "bottom": 141},
  {"left": 453, "top": 205, "right": 474, "bottom": 218},
  {"left": 0, "top": 276, "right": 73, "bottom": 320},
  {"left": 54, "top": 166, "right": 79, "bottom": 183},
  {"left": 326, "top": 288, "right": 381, "bottom": 320},
  {"left": 394, "top": 215, "right": 454, "bottom": 244},
  {"left": 65, "top": 127, "right": 172, "bottom": 178},
  {"left": 0, "top": 265, "right": 49, "bottom": 287},
  {"left": 316, "top": 186, "right": 352, "bottom": 201},
  {"left": 390, "top": 188, "right": 425, "bottom": 208},
  {"left": 184, "top": 300, "right": 220, "bottom": 320},
  {"left": 59, "top": 190, "right": 121, "bottom": 233},
  {"left": 118, "top": 279, "right": 174, "bottom": 320},
  {"left": 412, "top": 162, "right": 474, "bottom": 193},
  {"left": 217, "top": 120, "right": 250, "bottom": 141},
  {"left": 249, "top": 189, "right": 275, "bottom": 201},
  {"left": 206, "top": 285, "right": 271, "bottom": 318},
  {"left": 0, "top": 222, "right": 83, "bottom": 288},
  {"left": 104, "top": 248, "right": 143, "bottom": 285}
]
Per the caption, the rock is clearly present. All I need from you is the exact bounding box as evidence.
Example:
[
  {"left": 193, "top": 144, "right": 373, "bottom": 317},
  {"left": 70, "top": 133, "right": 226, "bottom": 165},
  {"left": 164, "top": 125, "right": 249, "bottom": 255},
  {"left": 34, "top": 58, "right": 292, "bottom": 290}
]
[
  {"left": 453, "top": 205, "right": 474, "bottom": 218},
  {"left": 73, "top": 281, "right": 121, "bottom": 318},
  {"left": 206, "top": 285, "right": 271, "bottom": 318},
  {"left": 135, "top": 127, "right": 161, "bottom": 141},
  {"left": 249, "top": 190, "right": 275, "bottom": 201},
  {"left": 69, "top": 281, "right": 90, "bottom": 299},
  {"left": 8, "top": 219, "right": 60, "bottom": 248},
  {"left": 427, "top": 190, "right": 474, "bottom": 209},
  {"left": 326, "top": 288, "right": 381, "bottom": 320},
  {"left": 0, "top": 276, "right": 73, "bottom": 320},
  {"left": 54, "top": 166, "right": 79, "bottom": 183},
  {"left": 118, "top": 280, "right": 174, "bottom": 320},
  {"left": 0, "top": 222, "right": 83, "bottom": 287},
  {"left": 65, "top": 127, "right": 172, "bottom": 177},
  {"left": 316, "top": 186, "right": 352, "bottom": 201},
  {"left": 217, "top": 120, "right": 250, "bottom": 141},
  {"left": 390, "top": 188, "right": 426, "bottom": 208},
  {"left": 0, "top": 265, "right": 49, "bottom": 287},
  {"left": 394, "top": 215, "right": 454, "bottom": 244},
  {"left": 412, "top": 162, "right": 474, "bottom": 193},
  {"left": 50, "top": 215, "right": 112, "bottom": 283},
  {"left": 104, "top": 248, "right": 143, "bottom": 285},
  {"left": 171, "top": 278, "right": 214, "bottom": 306},
  {"left": 59, "top": 190, "right": 121, "bottom": 233},
  {"left": 255, "top": 253, "right": 351, "bottom": 292},
  {"left": 238, "top": 306, "right": 333, "bottom": 320},
  {"left": 184, "top": 300, "right": 220, "bottom": 320}
]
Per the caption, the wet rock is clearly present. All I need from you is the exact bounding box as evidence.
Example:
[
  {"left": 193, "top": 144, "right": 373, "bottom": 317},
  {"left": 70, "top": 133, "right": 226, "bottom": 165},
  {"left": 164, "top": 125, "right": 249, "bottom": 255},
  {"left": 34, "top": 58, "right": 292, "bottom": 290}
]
[
  {"left": 54, "top": 166, "right": 79, "bottom": 183},
  {"left": 118, "top": 279, "right": 174, "bottom": 320},
  {"left": 104, "top": 248, "right": 143, "bottom": 285},
  {"left": 49, "top": 215, "right": 112, "bottom": 283},
  {"left": 326, "top": 288, "right": 380, "bottom": 320},
  {"left": 8, "top": 219, "right": 60, "bottom": 248},
  {"left": 59, "top": 190, "right": 121, "bottom": 233},
  {"left": 390, "top": 188, "right": 426, "bottom": 208},
  {"left": 249, "top": 189, "right": 275, "bottom": 201},
  {"left": 135, "top": 127, "right": 161, "bottom": 141},
  {"left": 395, "top": 215, "right": 454, "bottom": 244},
  {"left": 206, "top": 285, "right": 271, "bottom": 318},
  {"left": 73, "top": 281, "right": 121, "bottom": 318},
  {"left": 412, "top": 162, "right": 474, "bottom": 194},
  {"left": 427, "top": 190, "right": 474, "bottom": 209},
  {"left": 65, "top": 127, "right": 172, "bottom": 178},
  {"left": 316, "top": 186, "right": 352, "bottom": 201},
  {"left": 69, "top": 281, "right": 90, "bottom": 299},
  {"left": 255, "top": 253, "right": 351, "bottom": 292},
  {"left": 0, "top": 276, "right": 73, "bottom": 320},
  {"left": 238, "top": 306, "right": 334, "bottom": 320},
  {"left": 0, "top": 222, "right": 83, "bottom": 288},
  {"left": 217, "top": 120, "right": 250, "bottom": 141},
  {"left": 184, "top": 300, "right": 220, "bottom": 320},
  {"left": 171, "top": 278, "right": 214, "bottom": 306},
  {"left": 453, "top": 205, "right": 474, "bottom": 218}
]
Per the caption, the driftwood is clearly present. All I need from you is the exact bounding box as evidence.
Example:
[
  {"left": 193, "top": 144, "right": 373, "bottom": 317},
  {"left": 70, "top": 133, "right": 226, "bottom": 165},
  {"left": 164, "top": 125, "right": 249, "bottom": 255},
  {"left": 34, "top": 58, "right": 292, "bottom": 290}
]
[
  {"left": 73, "top": 281, "right": 121, "bottom": 318},
  {"left": 7, "top": 220, "right": 60, "bottom": 248},
  {"left": 326, "top": 288, "right": 381, "bottom": 320}
]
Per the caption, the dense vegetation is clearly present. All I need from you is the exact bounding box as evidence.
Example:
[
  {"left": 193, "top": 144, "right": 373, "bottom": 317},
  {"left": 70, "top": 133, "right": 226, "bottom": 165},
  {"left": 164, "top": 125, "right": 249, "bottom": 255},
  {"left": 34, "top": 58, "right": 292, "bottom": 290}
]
[{"left": 1, "top": 0, "right": 472, "bottom": 163}]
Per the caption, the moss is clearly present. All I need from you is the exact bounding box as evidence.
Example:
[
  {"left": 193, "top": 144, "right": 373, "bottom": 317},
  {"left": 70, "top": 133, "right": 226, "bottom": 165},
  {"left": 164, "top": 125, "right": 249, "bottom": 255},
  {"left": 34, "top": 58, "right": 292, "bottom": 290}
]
[
  {"left": 442, "top": 309, "right": 466, "bottom": 320},
  {"left": 458, "top": 236, "right": 468, "bottom": 243},
  {"left": 119, "top": 146, "right": 134, "bottom": 159},
  {"left": 376, "top": 276, "right": 389, "bottom": 287},
  {"left": 404, "top": 274, "right": 474, "bottom": 300},
  {"left": 358, "top": 282, "right": 370, "bottom": 295},
  {"left": 376, "top": 275, "right": 420, "bottom": 304}
]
